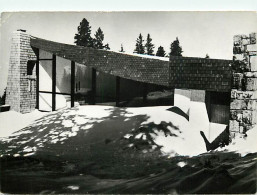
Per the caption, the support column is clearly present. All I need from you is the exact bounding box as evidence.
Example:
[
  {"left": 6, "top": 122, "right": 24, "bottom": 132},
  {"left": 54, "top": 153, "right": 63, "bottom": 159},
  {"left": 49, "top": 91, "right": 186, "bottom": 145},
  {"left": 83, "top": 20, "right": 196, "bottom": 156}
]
[
  {"left": 71, "top": 61, "right": 75, "bottom": 107},
  {"left": 91, "top": 68, "right": 96, "bottom": 105},
  {"left": 116, "top": 76, "right": 120, "bottom": 107},
  {"left": 35, "top": 48, "right": 39, "bottom": 109},
  {"left": 52, "top": 54, "right": 56, "bottom": 111},
  {"left": 143, "top": 83, "right": 148, "bottom": 105}
]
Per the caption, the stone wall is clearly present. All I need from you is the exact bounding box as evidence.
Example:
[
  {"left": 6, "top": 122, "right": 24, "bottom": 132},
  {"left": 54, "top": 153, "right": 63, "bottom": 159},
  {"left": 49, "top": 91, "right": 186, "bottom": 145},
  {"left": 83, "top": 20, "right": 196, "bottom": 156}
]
[
  {"left": 6, "top": 30, "right": 37, "bottom": 113},
  {"left": 229, "top": 32, "right": 257, "bottom": 135}
]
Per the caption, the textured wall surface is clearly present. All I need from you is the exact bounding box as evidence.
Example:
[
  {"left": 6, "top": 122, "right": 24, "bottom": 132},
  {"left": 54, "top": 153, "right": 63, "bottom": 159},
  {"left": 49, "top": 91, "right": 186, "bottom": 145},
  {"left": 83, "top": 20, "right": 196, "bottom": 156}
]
[
  {"left": 6, "top": 31, "right": 37, "bottom": 113},
  {"left": 30, "top": 37, "right": 170, "bottom": 87},
  {"left": 31, "top": 36, "right": 233, "bottom": 91},
  {"left": 169, "top": 57, "right": 232, "bottom": 92},
  {"left": 230, "top": 32, "right": 257, "bottom": 135}
]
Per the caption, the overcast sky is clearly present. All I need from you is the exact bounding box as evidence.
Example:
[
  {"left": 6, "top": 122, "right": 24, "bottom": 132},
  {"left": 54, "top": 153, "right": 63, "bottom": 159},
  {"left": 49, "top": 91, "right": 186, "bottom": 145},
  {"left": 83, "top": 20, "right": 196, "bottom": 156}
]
[{"left": 0, "top": 11, "right": 257, "bottom": 94}]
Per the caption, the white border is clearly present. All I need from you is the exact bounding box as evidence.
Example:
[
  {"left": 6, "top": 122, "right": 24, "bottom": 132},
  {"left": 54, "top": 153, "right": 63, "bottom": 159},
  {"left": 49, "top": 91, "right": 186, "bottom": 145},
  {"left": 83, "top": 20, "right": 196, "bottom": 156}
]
[{"left": 0, "top": 0, "right": 257, "bottom": 13}]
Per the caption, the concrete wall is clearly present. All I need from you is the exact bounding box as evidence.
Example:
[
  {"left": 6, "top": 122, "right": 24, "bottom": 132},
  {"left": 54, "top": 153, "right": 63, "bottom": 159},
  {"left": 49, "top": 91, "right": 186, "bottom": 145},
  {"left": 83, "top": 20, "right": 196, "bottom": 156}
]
[
  {"left": 230, "top": 32, "right": 257, "bottom": 136},
  {"left": 174, "top": 89, "right": 210, "bottom": 138}
]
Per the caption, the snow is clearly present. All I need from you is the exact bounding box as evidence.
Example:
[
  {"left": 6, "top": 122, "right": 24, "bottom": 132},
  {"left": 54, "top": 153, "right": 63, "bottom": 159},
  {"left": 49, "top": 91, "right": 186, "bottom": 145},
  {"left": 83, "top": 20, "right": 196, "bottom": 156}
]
[
  {"left": 124, "top": 106, "right": 208, "bottom": 156},
  {"left": 209, "top": 122, "right": 227, "bottom": 142},
  {"left": 189, "top": 101, "right": 210, "bottom": 139},
  {"left": 0, "top": 110, "right": 47, "bottom": 137},
  {"left": 125, "top": 106, "right": 185, "bottom": 125},
  {"left": 177, "top": 161, "right": 187, "bottom": 167},
  {"left": 1, "top": 105, "right": 256, "bottom": 158},
  {"left": 109, "top": 50, "right": 169, "bottom": 61},
  {"left": 67, "top": 185, "right": 79, "bottom": 190},
  {"left": 217, "top": 125, "right": 257, "bottom": 156}
]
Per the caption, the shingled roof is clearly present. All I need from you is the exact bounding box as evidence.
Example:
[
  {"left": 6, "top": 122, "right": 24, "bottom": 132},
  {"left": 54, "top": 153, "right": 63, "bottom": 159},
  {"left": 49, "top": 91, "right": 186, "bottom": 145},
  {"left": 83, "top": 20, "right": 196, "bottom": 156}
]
[
  {"left": 30, "top": 36, "right": 233, "bottom": 91},
  {"left": 30, "top": 36, "right": 170, "bottom": 87},
  {"left": 169, "top": 56, "right": 233, "bottom": 92}
]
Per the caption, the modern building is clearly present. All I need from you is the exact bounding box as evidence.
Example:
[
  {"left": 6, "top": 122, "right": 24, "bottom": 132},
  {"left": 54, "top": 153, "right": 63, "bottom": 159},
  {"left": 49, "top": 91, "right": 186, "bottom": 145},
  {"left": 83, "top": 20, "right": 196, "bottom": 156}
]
[{"left": 5, "top": 30, "right": 257, "bottom": 137}]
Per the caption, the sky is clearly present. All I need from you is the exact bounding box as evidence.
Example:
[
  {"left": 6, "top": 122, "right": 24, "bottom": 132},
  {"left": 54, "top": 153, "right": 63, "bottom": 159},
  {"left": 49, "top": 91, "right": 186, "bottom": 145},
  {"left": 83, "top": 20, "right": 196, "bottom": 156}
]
[{"left": 0, "top": 11, "right": 257, "bottom": 95}]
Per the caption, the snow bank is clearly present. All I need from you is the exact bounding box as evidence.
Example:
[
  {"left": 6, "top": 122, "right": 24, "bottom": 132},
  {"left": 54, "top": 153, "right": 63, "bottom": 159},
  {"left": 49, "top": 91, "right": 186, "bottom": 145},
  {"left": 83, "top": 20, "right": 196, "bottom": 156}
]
[
  {"left": 124, "top": 106, "right": 207, "bottom": 157},
  {"left": 217, "top": 125, "right": 257, "bottom": 156},
  {"left": 0, "top": 110, "right": 47, "bottom": 137},
  {"left": 124, "top": 106, "right": 257, "bottom": 157},
  {"left": 2, "top": 105, "right": 256, "bottom": 158}
]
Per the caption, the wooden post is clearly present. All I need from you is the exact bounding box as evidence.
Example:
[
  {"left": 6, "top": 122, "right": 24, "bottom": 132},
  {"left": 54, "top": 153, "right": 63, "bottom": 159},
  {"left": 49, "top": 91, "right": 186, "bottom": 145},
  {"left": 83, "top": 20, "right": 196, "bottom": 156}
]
[
  {"left": 116, "top": 76, "right": 120, "bottom": 107},
  {"left": 52, "top": 54, "right": 56, "bottom": 111},
  {"left": 71, "top": 61, "right": 75, "bottom": 107},
  {"left": 35, "top": 48, "right": 39, "bottom": 109},
  {"left": 91, "top": 68, "right": 96, "bottom": 105}
]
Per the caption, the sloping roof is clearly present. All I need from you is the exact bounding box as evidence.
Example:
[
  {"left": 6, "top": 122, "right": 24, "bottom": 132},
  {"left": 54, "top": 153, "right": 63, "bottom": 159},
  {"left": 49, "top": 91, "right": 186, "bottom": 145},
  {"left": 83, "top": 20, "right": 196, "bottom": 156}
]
[
  {"left": 169, "top": 56, "right": 233, "bottom": 92},
  {"left": 30, "top": 36, "right": 233, "bottom": 91},
  {"left": 30, "top": 36, "right": 170, "bottom": 86}
]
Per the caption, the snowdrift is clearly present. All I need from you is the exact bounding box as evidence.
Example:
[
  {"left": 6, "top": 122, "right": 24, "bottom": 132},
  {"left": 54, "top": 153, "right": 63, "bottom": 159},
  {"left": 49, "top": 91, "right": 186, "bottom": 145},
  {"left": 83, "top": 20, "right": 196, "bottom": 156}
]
[{"left": 0, "top": 105, "right": 256, "bottom": 158}]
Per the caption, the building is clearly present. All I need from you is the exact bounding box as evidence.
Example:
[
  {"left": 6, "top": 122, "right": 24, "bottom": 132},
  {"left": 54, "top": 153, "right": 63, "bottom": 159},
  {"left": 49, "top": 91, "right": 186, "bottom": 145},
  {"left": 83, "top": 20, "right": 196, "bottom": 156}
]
[{"left": 5, "top": 30, "right": 257, "bottom": 137}]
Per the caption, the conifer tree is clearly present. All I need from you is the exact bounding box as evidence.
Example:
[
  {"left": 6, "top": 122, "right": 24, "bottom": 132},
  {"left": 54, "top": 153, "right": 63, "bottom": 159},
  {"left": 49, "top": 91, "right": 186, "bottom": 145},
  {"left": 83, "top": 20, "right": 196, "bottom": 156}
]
[
  {"left": 205, "top": 54, "right": 210, "bottom": 58},
  {"left": 134, "top": 33, "right": 145, "bottom": 54},
  {"left": 92, "top": 27, "right": 110, "bottom": 50},
  {"left": 93, "top": 27, "right": 105, "bottom": 49},
  {"left": 156, "top": 46, "right": 166, "bottom": 57},
  {"left": 145, "top": 34, "right": 154, "bottom": 55},
  {"left": 169, "top": 37, "right": 183, "bottom": 56},
  {"left": 74, "top": 18, "right": 93, "bottom": 47}
]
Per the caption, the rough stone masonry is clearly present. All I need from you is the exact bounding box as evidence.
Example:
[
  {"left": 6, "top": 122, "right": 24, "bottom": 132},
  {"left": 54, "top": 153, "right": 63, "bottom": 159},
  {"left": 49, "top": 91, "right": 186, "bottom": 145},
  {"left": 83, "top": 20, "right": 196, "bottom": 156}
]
[{"left": 230, "top": 32, "right": 257, "bottom": 135}]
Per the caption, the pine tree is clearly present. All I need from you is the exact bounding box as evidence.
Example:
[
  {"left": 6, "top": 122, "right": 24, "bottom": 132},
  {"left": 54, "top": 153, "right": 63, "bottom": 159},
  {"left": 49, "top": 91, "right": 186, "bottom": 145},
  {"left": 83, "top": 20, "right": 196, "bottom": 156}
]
[
  {"left": 145, "top": 34, "right": 154, "bottom": 55},
  {"left": 119, "top": 44, "right": 125, "bottom": 53},
  {"left": 156, "top": 46, "right": 166, "bottom": 57},
  {"left": 74, "top": 18, "right": 93, "bottom": 47},
  {"left": 93, "top": 27, "right": 105, "bottom": 49},
  {"left": 134, "top": 33, "right": 145, "bottom": 54},
  {"left": 205, "top": 54, "right": 210, "bottom": 58},
  {"left": 169, "top": 37, "right": 183, "bottom": 56}
]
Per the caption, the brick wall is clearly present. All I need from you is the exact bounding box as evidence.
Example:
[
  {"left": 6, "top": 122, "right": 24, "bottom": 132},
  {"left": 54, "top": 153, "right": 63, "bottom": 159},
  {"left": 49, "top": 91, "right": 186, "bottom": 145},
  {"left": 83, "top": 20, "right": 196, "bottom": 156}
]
[
  {"left": 230, "top": 32, "right": 257, "bottom": 135},
  {"left": 6, "top": 31, "right": 37, "bottom": 113},
  {"left": 169, "top": 57, "right": 232, "bottom": 92}
]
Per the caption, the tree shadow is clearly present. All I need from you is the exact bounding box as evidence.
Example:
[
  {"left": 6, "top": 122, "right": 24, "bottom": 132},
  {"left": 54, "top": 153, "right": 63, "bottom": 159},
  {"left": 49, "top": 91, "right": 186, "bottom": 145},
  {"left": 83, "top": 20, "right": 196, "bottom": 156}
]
[{"left": 200, "top": 126, "right": 231, "bottom": 151}]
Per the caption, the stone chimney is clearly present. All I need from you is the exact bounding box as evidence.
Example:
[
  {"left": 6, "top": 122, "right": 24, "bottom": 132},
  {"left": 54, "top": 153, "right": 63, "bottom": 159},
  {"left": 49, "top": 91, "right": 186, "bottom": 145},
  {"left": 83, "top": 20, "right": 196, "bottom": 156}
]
[{"left": 5, "top": 30, "right": 37, "bottom": 113}]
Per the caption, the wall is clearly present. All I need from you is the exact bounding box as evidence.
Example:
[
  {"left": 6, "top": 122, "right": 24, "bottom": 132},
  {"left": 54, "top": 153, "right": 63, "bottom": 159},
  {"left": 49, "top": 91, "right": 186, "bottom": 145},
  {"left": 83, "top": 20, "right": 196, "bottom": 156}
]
[
  {"left": 169, "top": 57, "right": 232, "bottom": 92},
  {"left": 174, "top": 89, "right": 210, "bottom": 138},
  {"left": 230, "top": 32, "right": 257, "bottom": 136},
  {"left": 6, "top": 31, "right": 37, "bottom": 113},
  {"left": 38, "top": 50, "right": 71, "bottom": 111}
]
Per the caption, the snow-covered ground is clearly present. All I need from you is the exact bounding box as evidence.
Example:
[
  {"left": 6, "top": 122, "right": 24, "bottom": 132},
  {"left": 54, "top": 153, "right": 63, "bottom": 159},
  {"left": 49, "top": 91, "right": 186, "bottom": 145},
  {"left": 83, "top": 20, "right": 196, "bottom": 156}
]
[
  {"left": 0, "top": 110, "right": 48, "bottom": 137},
  {"left": 0, "top": 105, "right": 256, "bottom": 158},
  {"left": 217, "top": 125, "right": 257, "bottom": 156}
]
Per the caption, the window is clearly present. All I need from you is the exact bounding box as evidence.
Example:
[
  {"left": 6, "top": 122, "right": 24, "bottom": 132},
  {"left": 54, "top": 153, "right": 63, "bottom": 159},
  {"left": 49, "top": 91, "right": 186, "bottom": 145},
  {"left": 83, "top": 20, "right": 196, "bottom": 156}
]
[{"left": 27, "top": 60, "right": 36, "bottom": 75}]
